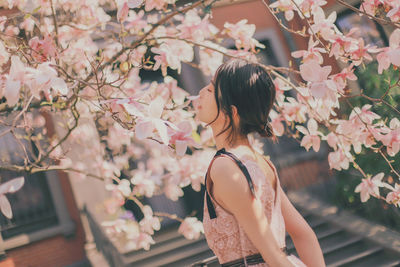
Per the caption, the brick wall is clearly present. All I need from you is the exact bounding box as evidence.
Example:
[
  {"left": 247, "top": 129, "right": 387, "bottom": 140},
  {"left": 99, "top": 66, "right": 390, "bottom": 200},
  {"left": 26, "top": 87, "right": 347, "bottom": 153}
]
[
  {"left": 0, "top": 171, "right": 87, "bottom": 267},
  {"left": 279, "top": 159, "right": 333, "bottom": 191}
]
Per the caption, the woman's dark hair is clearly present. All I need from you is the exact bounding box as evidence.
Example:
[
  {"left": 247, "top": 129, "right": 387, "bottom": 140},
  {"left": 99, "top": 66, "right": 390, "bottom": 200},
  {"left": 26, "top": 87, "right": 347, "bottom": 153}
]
[{"left": 206, "top": 59, "right": 276, "bottom": 145}]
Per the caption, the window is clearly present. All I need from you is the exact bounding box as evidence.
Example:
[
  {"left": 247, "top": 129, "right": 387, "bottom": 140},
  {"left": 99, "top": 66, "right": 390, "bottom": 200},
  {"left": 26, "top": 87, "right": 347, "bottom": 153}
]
[
  {"left": 0, "top": 125, "right": 75, "bottom": 252},
  {"left": 0, "top": 170, "right": 58, "bottom": 240}
]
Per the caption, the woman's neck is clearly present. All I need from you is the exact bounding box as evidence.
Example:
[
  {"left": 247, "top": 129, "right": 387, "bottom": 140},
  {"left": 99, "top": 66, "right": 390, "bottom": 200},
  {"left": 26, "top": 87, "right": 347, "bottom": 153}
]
[{"left": 211, "top": 124, "right": 251, "bottom": 151}]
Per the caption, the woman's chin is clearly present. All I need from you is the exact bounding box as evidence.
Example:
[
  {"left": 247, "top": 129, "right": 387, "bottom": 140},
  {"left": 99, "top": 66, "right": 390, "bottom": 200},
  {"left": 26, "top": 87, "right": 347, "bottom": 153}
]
[
  {"left": 193, "top": 113, "right": 207, "bottom": 125},
  {"left": 193, "top": 113, "right": 203, "bottom": 123}
]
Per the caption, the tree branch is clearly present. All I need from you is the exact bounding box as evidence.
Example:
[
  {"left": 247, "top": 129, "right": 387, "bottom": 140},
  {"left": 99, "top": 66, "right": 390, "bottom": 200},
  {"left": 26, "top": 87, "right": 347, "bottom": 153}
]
[{"left": 336, "top": 0, "right": 400, "bottom": 28}]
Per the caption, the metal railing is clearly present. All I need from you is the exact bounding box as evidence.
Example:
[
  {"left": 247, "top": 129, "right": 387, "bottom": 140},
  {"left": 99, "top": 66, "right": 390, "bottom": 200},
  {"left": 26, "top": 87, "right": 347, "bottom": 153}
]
[{"left": 190, "top": 255, "right": 218, "bottom": 267}]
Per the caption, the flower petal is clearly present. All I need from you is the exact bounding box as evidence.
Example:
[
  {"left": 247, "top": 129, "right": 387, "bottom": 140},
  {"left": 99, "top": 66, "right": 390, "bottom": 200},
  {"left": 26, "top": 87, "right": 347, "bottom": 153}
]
[
  {"left": 154, "top": 119, "right": 169, "bottom": 145},
  {"left": 175, "top": 140, "right": 188, "bottom": 156},
  {"left": 4, "top": 79, "right": 21, "bottom": 106},
  {"left": 135, "top": 120, "right": 154, "bottom": 139},
  {"left": 0, "top": 195, "right": 12, "bottom": 219},
  {"left": 51, "top": 77, "right": 68, "bottom": 95},
  {"left": 149, "top": 97, "right": 164, "bottom": 118}
]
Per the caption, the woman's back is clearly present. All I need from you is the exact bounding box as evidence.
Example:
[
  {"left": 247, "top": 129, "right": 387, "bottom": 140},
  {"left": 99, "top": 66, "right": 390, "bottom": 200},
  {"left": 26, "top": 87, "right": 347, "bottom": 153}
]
[{"left": 203, "top": 148, "right": 306, "bottom": 266}]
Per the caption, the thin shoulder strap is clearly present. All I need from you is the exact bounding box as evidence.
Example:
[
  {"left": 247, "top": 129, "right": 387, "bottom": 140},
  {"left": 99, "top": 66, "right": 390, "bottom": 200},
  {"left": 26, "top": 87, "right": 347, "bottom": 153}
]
[{"left": 205, "top": 148, "right": 256, "bottom": 219}]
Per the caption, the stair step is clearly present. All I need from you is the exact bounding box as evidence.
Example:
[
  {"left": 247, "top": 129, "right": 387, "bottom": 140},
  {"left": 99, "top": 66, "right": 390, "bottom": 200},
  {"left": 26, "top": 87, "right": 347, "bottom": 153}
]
[
  {"left": 340, "top": 250, "right": 400, "bottom": 267},
  {"left": 326, "top": 242, "right": 383, "bottom": 267},
  {"left": 165, "top": 247, "right": 215, "bottom": 267},
  {"left": 123, "top": 235, "right": 205, "bottom": 265},
  {"left": 304, "top": 215, "right": 327, "bottom": 228},
  {"left": 285, "top": 225, "right": 343, "bottom": 254},
  {"left": 131, "top": 238, "right": 210, "bottom": 267},
  {"left": 314, "top": 223, "right": 343, "bottom": 240},
  {"left": 322, "top": 235, "right": 363, "bottom": 254}
]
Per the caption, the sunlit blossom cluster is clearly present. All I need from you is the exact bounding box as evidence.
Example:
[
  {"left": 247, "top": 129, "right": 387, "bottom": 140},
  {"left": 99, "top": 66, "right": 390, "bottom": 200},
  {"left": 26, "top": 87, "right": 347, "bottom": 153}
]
[{"left": 0, "top": 0, "right": 399, "bottom": 252}]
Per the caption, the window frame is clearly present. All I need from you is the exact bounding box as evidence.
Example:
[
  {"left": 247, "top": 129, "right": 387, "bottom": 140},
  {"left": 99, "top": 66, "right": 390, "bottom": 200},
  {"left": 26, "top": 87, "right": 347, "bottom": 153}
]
[{"left": 0, "top": 169, "right": 75, "bottom": 252}]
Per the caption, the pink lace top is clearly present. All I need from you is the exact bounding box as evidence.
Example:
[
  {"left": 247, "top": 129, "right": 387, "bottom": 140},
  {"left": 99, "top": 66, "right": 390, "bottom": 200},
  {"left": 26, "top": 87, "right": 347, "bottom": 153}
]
[{"left": 203, "top": 152, "right": 307, "bottom": 267}]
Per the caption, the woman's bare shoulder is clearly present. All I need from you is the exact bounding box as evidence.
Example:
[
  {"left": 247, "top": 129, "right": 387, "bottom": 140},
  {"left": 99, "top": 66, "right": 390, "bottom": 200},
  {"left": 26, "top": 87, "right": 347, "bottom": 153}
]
[{"left": 209, "top": 156, "right": 250, "bottom": 190}]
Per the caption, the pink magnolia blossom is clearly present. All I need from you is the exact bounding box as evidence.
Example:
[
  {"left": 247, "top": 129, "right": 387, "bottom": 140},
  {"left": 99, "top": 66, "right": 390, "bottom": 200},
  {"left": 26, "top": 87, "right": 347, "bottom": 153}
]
[
  {"left": 348, "top": 38, "right": 379, "bottom": 66},
  {"left": 376, "top": 29, "right": 400, "bottom": 74},
  {"left": 102, "top": 218, "right": 155, "bottom": 250},
  {"left": 5, "top": 25, "right": 19, "bottom": 36},
  {"left": 151, "top": 41, "right": 194, "bottom": 76},
  {"left": 131, "top": 166, "right": 156, "bottom": 198},
  {"left": 199, "top": 46, "right": 224, "bottom": 76},
  {"left": 106, "top": 179, "right": 132, "bottom": 198},
  {"left": 168, "top": 121, "right": 198, "bottom": 156},
  {"left": 291, "top": 37, "right": 326, "bottom": 64},
  {"left": 387, "top": 5, "right": 400, "bottom": 22},
  {"left": 281, "top": 97, "right": 307, "bottom": 123},
  {"left": 154, "top": 76, "right": 189, "bottom": 107},
  {"left": 101, "top": 218, "right": 135, "bottom": 235},
  {"left": 360, "top": 0, "right": 384, "bottom": 16},
  {"left": 269, "top": 110, "right": 284, "bottom": 136},
  {"left": 386, "top": 183, "right": 400, "bottom": 207},
  {"left": 135, "top": 96, "right": 174, "bottom": 145},
  {"left": 145, "top": 0, "right": 175, "bottom": 11},
  {"left": 139, "top": 205, "right": 160, "bottom": 235},
  {"left": 126, "top": 10, "right": 148, "bottom": 33},
  {"left": 19, "top": 17, "right": 35, "bottom": 33},
  {"left": 0, "top": 41, "right": 9, "bottom": 66},
  {"left": 133, "top": 232, "right": 155, "bottom": 250},
  {"left": 117, "top": 2, "right": 129, "bottom": 22},
  {"left": 329, "top": 64, "right": 357, "bottom": 93},
  {"left": 296, "top": 118, "right": 323, "bottom": 152},
  {"left": 309, "top": 7, "right": 338, "bottom": 40},
  {"left": 0, "top": 177, "right": 25, "bottom": 219},
  {"left": 300, "top": 60, "right": 337, "bottom": 100},
  {"left": 355, "top": 173, "right": 385, "bottom": 202},
  {"left": 299, "top": 0, "right": 327, "bottom": 17},
  {"left": 269, "top": 0, "right": 298, "bottom": 21},
  {"left": 0, "top": 16, "right": 5, "bottom": 31},
  {"left": 4, "top": 56, "right": 26, "bottom": 106},
  {"left": 164, "top": 150, "right": 212, "bottom": 192},
  {"left": 27, "top": 62, "right": 69, "bottom": 100},
  {"left": 223, "top": 19, "right": 264, "bottom": 52},
  {"left": 164, "top": 183, "right": 183, "bottom": 201},
  {"left": 176, "top": 10, "right": 218, "bottom": 42},
  {"left": 29, "top": 35, "right": 57, "bottom": 62},
  {"left": 328, "top": 29, "right": 359, "bottom": 59},
  {"left": 300, "top": 60, "right": 331, "bottom": 83},
  {"left": 178, "top": 217, "right": 204, "bottom": 240},
  {"left": 103, "top": 197, "right": 125, "bottom": 214},
  {"left": 106, "top": 123, "right": 133, "bottom": 151},
  {"left": 380, "top": 118, "right": 400, "bottom": 157},
  {"left": 328, "top": 150, "right": 350, "bottom": 170},
  {"left": 349, "top": 104, "right": 380, "bottom": 125},
  {"left": 325, "top": 132, "right": 339, "bottom": 150},
  {"left": 117, "top": 0, "right": 143, "bottom": 22}
]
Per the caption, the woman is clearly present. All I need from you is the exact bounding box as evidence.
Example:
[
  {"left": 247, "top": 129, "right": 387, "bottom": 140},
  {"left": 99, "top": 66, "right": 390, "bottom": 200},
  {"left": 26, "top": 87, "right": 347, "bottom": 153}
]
[{"left": 195, "top": 59, "right": 325, "bottom": 267}]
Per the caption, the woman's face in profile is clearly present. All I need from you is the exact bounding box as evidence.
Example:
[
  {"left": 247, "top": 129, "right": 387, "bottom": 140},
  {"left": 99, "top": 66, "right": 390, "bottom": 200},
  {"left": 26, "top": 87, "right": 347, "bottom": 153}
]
[{"left": 196, "top": 79, "right": 220, "bottom": 125}]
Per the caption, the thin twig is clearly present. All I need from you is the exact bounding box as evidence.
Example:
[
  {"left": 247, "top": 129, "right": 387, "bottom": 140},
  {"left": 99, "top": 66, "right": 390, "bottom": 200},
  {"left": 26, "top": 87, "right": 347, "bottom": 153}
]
[
  {"left": 336, "top": 0, "right": 400, "bottom": 28},
  {"left": 261, "top": 0, "right": 309, "bottom": 37}
]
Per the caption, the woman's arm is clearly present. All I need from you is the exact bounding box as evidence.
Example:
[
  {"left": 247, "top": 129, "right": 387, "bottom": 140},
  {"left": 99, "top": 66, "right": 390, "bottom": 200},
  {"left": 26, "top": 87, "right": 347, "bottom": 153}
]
[
  {"left": 210, "top": 157, "right": 294, "bottom": 267},
  {"left": 280, "top": 186, "right": 326, "bottom": 267}
]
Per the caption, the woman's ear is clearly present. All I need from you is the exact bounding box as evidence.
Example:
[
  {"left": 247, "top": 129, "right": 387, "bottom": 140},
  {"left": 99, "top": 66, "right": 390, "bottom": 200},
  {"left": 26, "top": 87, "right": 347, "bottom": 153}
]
[{"left": 231, "top": 105, "right": 239, "bottom": 121}]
